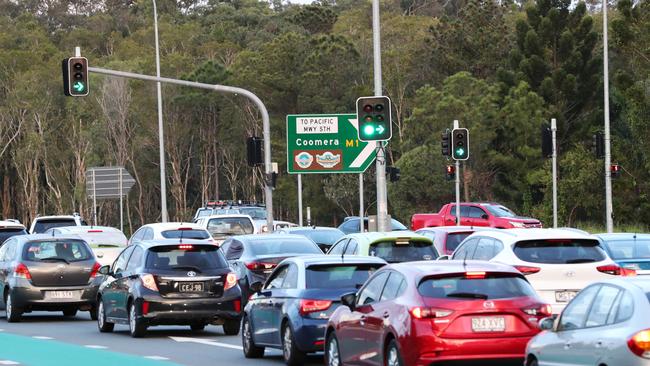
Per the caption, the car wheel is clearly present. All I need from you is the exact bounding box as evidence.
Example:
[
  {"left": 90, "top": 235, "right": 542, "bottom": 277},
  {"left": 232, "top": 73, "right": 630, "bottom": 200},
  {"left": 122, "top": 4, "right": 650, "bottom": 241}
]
[
  {"left": 325, "top": 332, "right": 342, "bottom": 366},
  {"left": 242, "top": 316, "right": 264, "bottom": 358},
  {"left": 89, "top": 305, "right": 98, "bottom": 321},
  {"left": 63, "top": 309, "right": 77, "bottom": 317},
  {"left": 97, "top": 299, "right": 114, "bottom": 333},
  {"left": 223, "top": 319, "right": 240, "bottom": 336},
  {"left": 385, "top": 339, "right": 403, "bottom": 366},
  {"left": 282, "top": 323, "right": 306, "bottom": 366},
  {"left": 190, "top": 323, "right": 206, "bottom": 331},
  {"left": 527, "top": 357, "right": 539, "bottom": 366},
  {"left": 5, "top": 292, "right": 22, "bottom": 323},
  {"left": 128, "top": 302, "right": 147, "bottom": 338}
]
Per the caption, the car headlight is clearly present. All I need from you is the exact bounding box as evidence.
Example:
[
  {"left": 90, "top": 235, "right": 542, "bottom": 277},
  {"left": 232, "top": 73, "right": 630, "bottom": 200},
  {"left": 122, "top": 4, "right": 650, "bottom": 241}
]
[
  {"left": 510, "top": 221, "right": 526, "bottom": 228},
  {"left": 261, "top": 225, "right": 268, "bottom": 233}
]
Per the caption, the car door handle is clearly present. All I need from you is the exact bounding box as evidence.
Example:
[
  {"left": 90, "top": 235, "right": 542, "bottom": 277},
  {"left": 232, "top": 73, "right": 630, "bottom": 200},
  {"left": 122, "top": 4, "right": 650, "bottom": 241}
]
[
  {"left": 595, "top": 340, "right": 603, "bottom": 348},
  {"left": 564, "top": 342, "right": 572, "bottom": 349},
  {"left": 382, "top": 311, "right": 390, "bottom": 319}
]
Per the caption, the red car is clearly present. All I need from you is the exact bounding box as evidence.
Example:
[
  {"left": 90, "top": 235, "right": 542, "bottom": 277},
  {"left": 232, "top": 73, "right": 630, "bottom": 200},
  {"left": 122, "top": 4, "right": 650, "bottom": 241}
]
[
  {"left": 325, "top": 261, "right": 551, "bottom": 366},
  {"left": 411, "top": 202, "right": 542, "bottom": 231}
]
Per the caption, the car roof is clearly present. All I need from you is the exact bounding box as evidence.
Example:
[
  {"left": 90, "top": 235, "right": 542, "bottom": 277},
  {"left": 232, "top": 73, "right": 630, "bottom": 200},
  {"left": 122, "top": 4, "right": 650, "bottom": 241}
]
[
  {"left": 282, "top": 255, "right": 387, "bottom": 266},
  {"left": 142, "top": 222, "right": 205, "bottom": 230},
  {"left": 0, "top": 220, "right": 26, "bottom": 229},
  {"left": 33, "top": 215, "right": 79, "bottom": 220},
  {"left": 594, "top": 277, "right": 650, "bottom": 292},
  {"left": 283, "top": 226, "right": 342, "bottom": 232},
  {"left": 595, "top": 233, "right": 650, "bottom": 241},
  {"left": 137, "top": 239, "right": 217, "bottom": 249},
  {"left": 387, "top": 260, "right": 520, "bottom": 277},
  {"left": 49, "top": 226, "right": 122, "bottom": 233},
  {"left": 343, "top": 231, "right": 431, "bottom": 243},
  {"left": 466, "top": 228, "right": 596, "bottom": 243},
  {"left": 417, "top": 226, "right": 483, "bottom": 233},
  {"left": 204, "top": 214, "right": 253, "bottom": 219},
  {"left": 13, "top": 234, "right": 90, "bottom": 243},
  {"left": 234, "top": 234, "right": 312, "bottom": 242}
]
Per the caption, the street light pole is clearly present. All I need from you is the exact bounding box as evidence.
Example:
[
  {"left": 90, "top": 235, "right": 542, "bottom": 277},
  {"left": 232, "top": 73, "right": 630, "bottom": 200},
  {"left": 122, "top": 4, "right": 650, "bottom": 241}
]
[
  {"left": 152, "top": 0, "right": 169, "bottom": 222},
  {"left": 603, "top": 0, "right": 613, "bottom": 232},
  {"left": 372, "top": 0, "right": 388, "bottom": 233}
]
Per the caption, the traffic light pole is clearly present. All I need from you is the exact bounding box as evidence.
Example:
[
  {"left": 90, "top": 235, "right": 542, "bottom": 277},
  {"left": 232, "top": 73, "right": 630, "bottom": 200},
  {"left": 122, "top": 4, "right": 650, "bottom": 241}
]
[
  {"left": 603, "top": 0, "right": 614, "bottom": 233},
  {"left": 552, "top": 118, "right": 558, "bottom": 228},
  {"left": 86, "top": 66, "right": 275, "bottom": 232},
  {"left": 454, "top": 120, "right": 461, "bottom": 226}
]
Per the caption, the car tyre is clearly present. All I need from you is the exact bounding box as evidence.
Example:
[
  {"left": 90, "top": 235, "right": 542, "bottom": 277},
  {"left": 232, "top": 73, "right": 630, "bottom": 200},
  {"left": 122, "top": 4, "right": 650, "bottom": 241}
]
[
  {"left": 242, "top": 316, "right": 264, "bottom": 358},
  {"left": 89, "top": 305, "right": 98, "bottom": 321},
  {"left": 5, "top": 292, "right": 22, "bottom": 323},
  {"left": 282, "top": 323, "right": 306, "bottom": 366},
  {"left": 223, "top": 319, "right": 240, "bottom": 335},
  {"left": 97, "top": 299, "right": 114, "bottom": 333},
  {"left": 190, "top": 323, "right": 206, "bottom": 331},
  {"left": 527, "top": 358, "right": 539, "bottom": 366},
  {"left": 385, "top": 339, "right": 403, "bottom": 366},
  {"left": 325, "top": 332, "right": 342, "bottom": 366},
  {"left": 63, "top": 309, "right": 77, "bottom": 317},
  {"left": 128, "top": 302, "right": 147, "bottom": 338}
]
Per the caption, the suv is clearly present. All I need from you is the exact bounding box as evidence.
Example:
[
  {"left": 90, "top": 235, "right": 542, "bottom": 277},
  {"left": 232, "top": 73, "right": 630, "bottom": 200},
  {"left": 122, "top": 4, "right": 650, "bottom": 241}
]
[
  {"left": 128, "top": 223, "right": 212, "bottom": 246},
  {"left": 195, "top": 214, "right": 255, "bottom": 245},
  {"left": 193, "top": 201, "right": 266, "bottom": 222},
  {"left": 30, "top": 214, "right": 86, "bottom": 234},
  {"left": 0, "top": 220, "right": 28, "bottom": 244}
]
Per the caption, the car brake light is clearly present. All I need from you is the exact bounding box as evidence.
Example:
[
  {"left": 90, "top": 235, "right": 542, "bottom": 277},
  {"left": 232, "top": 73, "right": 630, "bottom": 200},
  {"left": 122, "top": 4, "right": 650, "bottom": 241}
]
[
  {"left": 245, "top": 262, "right": 276, "bottom": 270},
  {"left": 178, "top": 244, "right": 193, "bottom": 250},
  {"left": 233, "top": 299, "right": 241, "bottom": 313},
  {"left": 178, "top": 227, "right": 193, "bottom": 231},
  {"left": 14, "top": 263, "right": 32, "bottom": 280},
  {"left": 224, "top": 272, "right": 237, "bottom": 290},
  {"left": 514, "top": 266, "right": 541, "bottom": 275},
  {"left": 89, "top": 262, "right": 101, "bottom": 279},
  {"left": 299, "top": 299, "right": 332, "bottom": 316},
  {"left": 465, "top": 271, "right": 486, "bottom": 279},
  {"left": 628, "top": 329, "right": 650, "bottom": 358},
  {"left": 141, "top": 274, "right": 158, "bottom": 291},
  {"left": 523, "top": 304, "right": 553, "bottom": 317},
  {"left": 87, "top": 229, "right": 103, "bottom": 233},
  {"left": 410, "top": 307, "right": 453, "bottom": 319},
  {"left": 142, "top": 301, "right": 150, "bottom": 315},
  {"left": 597, "top": 264, "right": 637, "bottom": 276}
]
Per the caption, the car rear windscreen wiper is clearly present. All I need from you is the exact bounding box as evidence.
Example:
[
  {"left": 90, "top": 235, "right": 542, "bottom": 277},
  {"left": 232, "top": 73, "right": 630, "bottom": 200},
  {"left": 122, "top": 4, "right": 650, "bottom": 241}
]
[
  {"left": 40, "top": 257, "right": 70, "bottom": 264},
  {"left": 171, "top": 265, "right": 203, "bottom": 273},
  {"left": 446, "top": 292, "right": 489, "bottom": 299},
  {"left": 565, "top": 259, "right": 597, "bottom": 264}
]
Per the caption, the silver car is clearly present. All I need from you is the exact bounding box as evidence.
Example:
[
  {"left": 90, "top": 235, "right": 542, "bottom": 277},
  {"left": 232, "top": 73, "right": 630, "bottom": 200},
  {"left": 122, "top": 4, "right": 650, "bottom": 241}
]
[{"left": 525, "top": 278, "right": 650, "bottom": 366}]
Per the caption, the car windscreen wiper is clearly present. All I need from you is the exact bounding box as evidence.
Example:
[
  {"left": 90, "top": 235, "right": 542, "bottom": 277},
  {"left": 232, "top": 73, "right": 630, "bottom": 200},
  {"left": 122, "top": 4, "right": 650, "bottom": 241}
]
[
  {"left": 40, "top": 256, "right": 70, "bottom": 264},
  {"left": 446, "top": 292, "right": 489, "bottom": 299}
]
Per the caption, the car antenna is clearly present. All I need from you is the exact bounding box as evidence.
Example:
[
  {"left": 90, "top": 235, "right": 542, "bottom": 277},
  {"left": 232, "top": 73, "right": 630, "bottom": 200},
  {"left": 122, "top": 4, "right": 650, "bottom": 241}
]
[{"left": 463, "top": 251, "right": 469, "bottom": 269}]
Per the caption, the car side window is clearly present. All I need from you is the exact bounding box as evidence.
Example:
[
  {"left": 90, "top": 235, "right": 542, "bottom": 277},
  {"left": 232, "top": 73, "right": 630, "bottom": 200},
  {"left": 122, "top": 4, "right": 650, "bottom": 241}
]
[
  {"left": 493, "top": 239, "right": 504, "bottom": 256},
  {"left": 143, "top": 228, "right": 154, "bottom": 240},
  {"left": 281, "top": 264, "right": 299, "bottom": 289},
  {"left": 5, "top": 242, "right": 16, "bottom": 261},
  {"left": 450, "top": 205, "right": 470, "bottom": 217},
  {"left": 473, "top": 238, "right": 495, "bottom": 260},
  {"left": 113, "top": 246, "right": 135, "bottom": 274},
  {"left": 126, "top": 246, "right": 144, "bottom": 271},
  {"left": 558, "top": 285, "right": 600, "bottom": 331},
  {"left": 356, "top": 271, "right": 389, "bottom": 306},
  {"left": 219, "top": 240, "right": 231, "bottom": 256},
  {"left": 131, "top": 228, "right": 143, "bottom": 241},
  {"left": 380, "top": 272, "right": 406, "bottom": 302},
  {"left": 265, "top": 265, "right": 289, "bottom": 289},
  {"left": 0, "top": 241, "right": 9, "bottom": 261},
  {"left": 225, "top": 240, "right": 244, "bottom": 260},
  {"left": 452, "top": 238, "right": 478, "bottom": 260},
  {"left": 612, "top": 291, "right": 634, "bottom": 323},
  {"left": 469, "top": 207, "right": 487, "bottom": 219},
  {"left": 344, "top": 239, "right": 358, "bottom": 255},
  {"left": 341, "top": 220, "right": 359, "bottom": 232},
  {"left": 329, "top": 239, "right": 348, "bottom": 255},
  {"left": 585, "top": 285, "right": 620, "bottom": 328}
]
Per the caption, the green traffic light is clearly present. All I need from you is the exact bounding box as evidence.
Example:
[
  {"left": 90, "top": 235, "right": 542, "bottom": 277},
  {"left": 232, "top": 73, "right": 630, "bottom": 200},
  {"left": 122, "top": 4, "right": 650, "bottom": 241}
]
[
  {"left": 363, "top": 125, "right": 375, "bottom": 136},
  {"left": 73, "top": 81, "right": 85, "bottom": 93},
  {"left": 455, "top": 147, "right": 466, "bottom": 157}
]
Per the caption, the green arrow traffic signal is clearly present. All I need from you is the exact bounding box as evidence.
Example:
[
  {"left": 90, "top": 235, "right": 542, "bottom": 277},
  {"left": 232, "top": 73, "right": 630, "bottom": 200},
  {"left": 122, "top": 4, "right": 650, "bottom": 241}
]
[
  {"left": 356, "top": 96, "right": 392, "bottom": 142},
  {"left": 451, "top": 128, "right": 469, "bottom": 160},
  {"left": 73, "top": 81, "right": 85, "bottom": 93}
]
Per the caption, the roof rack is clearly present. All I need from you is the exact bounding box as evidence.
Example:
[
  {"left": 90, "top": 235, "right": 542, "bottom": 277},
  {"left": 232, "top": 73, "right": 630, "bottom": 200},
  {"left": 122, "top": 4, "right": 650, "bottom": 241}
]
[{"left": 203, "top": 200, "right": 265, "bottom": 208}]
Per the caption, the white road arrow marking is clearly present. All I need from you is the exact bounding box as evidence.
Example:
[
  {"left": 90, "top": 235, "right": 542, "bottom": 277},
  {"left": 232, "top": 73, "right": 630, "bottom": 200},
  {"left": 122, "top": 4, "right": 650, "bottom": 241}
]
[
  {"left": 348, "top": 119, "right": 377, "bottom": 168},
  {"left": 169, "top": 336, "right": 243, "bottom": 350}
]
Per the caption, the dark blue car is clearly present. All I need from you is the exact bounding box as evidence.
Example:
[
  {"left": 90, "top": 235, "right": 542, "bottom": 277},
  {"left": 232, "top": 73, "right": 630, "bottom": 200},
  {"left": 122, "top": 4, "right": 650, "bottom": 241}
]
[
  {"left": 241, "top": 255, "right": 387, "bottom": 365},
  {"left": 596, "top": 233, "right": 650, "bottom": 273}
]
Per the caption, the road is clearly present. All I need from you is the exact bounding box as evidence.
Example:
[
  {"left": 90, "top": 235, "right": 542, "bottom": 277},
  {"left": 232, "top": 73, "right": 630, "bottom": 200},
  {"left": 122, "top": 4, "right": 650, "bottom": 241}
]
[{"left": 0, "top": 311, "right": 323, "bottom": 366}]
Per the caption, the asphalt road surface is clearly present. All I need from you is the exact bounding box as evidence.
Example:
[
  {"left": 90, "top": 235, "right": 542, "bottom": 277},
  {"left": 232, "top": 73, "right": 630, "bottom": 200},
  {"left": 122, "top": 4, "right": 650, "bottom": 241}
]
[{"left": 0, "top": 311, "right": 324, "bottom": 366}]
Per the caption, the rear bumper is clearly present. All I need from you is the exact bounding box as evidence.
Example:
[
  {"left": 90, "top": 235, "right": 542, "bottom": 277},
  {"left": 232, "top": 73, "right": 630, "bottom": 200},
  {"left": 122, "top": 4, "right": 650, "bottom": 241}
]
[
  {"left": 139, "top": 290, "right": 242, "bottom": 325},
  {"left": 292, "top": 317, "right": 328, "bottom": 353},
  {"left": 410, "top": 336, "right": 530, "bottom": 366},
  {"left": 10, "top": 283, "right": 99, "bottom": 310}
]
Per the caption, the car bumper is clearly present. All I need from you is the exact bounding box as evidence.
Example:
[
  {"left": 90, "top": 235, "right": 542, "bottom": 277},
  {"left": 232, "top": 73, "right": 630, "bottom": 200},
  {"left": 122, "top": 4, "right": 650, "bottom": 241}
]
[
  {"left": 139, "top": 291, "right": 242, "bottom": 325},
  {"left": 11, "top": 282, "right": 99, "bottom": 310},
  {"left": 411, "top": 336, "right": 529, "bottom": 366},
  {"left": 292, "top": 317, "right": 328, "bottom": 353}
]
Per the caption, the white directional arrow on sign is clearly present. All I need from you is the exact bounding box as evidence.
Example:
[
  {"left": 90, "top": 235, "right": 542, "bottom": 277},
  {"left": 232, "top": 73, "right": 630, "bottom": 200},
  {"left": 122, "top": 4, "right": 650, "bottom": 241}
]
[{"left": 348, "top": 118, "right": 377, "bottom": 168}]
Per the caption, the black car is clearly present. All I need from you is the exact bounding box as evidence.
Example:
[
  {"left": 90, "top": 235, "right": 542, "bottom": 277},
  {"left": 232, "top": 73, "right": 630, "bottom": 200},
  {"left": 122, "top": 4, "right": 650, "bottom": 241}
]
[
  {"left": 0, "top": 234, "right": 102, "bottom": 322},
  {"left": 219, "top": 234, "right": 323, "bottom": 305},
  {"left": 337, "top": 217, "right": 408, "bottom": 234},
  {"left": 96, "top": 239, "right": 241, "bottom": 337},
  {"left": 275, "top": 227, "right": 345, "bottom": 252},
  {"left": 242, "top": 255, "right": 387, "bottom": 365}
]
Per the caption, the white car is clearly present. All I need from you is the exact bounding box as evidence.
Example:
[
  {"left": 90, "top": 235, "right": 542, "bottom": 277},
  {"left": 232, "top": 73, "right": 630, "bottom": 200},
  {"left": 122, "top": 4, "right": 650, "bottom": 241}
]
[
  {"left": 0, "top": 220, "right": 28, "bottom": 244},
  {"left": 449, "top": 228, "right": 633, "bottom": 313},
  {"left": 195, "top": 214, "right": 256, "bottom": 245},
  {"left": 30, "top": 213, "right": 87, "bottom": 234},
  {"left": 128, "top": 222, "right": 212, "bottom": 246},
  {"left": 45, "top": 226, "right": 127, "bottom": 266}
]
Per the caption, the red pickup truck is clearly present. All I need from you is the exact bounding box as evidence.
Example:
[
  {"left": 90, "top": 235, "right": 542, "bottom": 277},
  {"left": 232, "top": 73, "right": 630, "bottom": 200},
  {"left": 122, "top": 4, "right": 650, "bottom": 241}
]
[{"left": 411, "top": 203, "right": 542, "bottom": 230}]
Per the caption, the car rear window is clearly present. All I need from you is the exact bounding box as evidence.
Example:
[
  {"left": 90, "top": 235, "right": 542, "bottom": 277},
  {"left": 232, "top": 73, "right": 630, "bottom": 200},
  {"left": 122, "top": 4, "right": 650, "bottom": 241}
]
[
  {"left": 369, "top": 240, "right": 438, "bottom": 263},
  {"left": 145, "top": 245, "right": 227, "bottom": 271},
  {"left": 446, "top": 232, "right": 472, "bottom": 252},
  {"left": 248, "top": 238, "right": 321, "bottom": 256},
  {"left": 293, "top": 230, "right": 343, "bottom": 245},
  {"left": 513, "top": 239, "right": 606, "bottom": 264},
  {"left": 23, "top": 240, "right": 93, "bottom": 262},
  {"left": 604, "top": 239, "right": 650, "bottom": 260},
  {"left": 0, "top": 228, "right": 28, "bottom": 243},
  {"left": 418, "top": 273, "right": 537, "bottom": 300},
  {"left": 306, "top": 264, "right": 384, "bottom": 289},
  {"left": 207, "top": 217, "right": 254, "bottom": 236},
  {"left": 161, "top": 229, "right": 210, "bottom": 240},
  {"left": 33, "top": 219, "right": 77, "bottom": 233}
]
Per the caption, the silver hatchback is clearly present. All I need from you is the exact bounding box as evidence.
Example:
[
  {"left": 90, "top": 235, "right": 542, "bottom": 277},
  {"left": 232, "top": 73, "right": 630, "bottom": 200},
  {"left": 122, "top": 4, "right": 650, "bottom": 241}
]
[{"left": 526, "top": 278, "right": 650, "bottom": 366}]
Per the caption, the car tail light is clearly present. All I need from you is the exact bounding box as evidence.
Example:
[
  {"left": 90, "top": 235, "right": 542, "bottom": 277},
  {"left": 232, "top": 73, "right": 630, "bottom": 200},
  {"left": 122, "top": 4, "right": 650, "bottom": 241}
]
[
  {"left": 597, "top": 264, "right": 637, "bottom": 276},
  {"left": 628, "top": 329, "right": 650, "bottom": 358},
  {"left": 299, "top": 299, "right": 332, "bottom": 316},
  {"left": 410, "top": 307, "right": 453, "bottom": 319},
  {"left": 141, "top": 274, "right": 158, "bottom": 291},
  {"left": 14, "top": 263, "right": 32, "bottom": 280},
  {"left": 523, "top": 304, "right": 553, "bottom": 317},
  {"left": 514, "top": 265, "right": 541, "bottom": 275},
  {"left": 465, "top": 271, "right": 486, "bottom": 279},
  {"left": 178, "top": 244, "right": 193, "bottom": 250},
  {"left": 233, "top": 299, "right": 241, "bottom": 313},
  {"left": 245, "top": 262, "right": 276, "bottom": 271},
  {"left": 142, "top": 301, "right": 150, "bottom": 315},
  {"left": 224, "top": 272, "right": 237, "bottom": 290},
  {"left": 89, "top": 262, "right": 101, "bottom": 280}
]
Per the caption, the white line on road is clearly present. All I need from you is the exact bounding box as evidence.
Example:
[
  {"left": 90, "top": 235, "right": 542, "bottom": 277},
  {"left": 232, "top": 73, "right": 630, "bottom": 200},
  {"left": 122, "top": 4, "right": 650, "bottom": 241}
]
[
  {"left": 0, "top": 361, "right": 20, "bottom": 365},
  {"left": 145, "top": 356, "right": 169, "bottom": 361},
  {"left": 84, "top": 345, "right": 108, "bottom": 349},
  {"left": 169, "top": 336, "right": 243, "bottom": 350},
  {"left": 32, "top": 336, "right": 54, "bottom": 340}
]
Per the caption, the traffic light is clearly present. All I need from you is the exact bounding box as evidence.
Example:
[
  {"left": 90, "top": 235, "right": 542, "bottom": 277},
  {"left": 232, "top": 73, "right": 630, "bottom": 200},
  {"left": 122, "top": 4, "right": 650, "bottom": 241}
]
[
  {"left": 356, "top": 96, "right": 392, "bottom": 141},
  {"left": 593, "top": 132, "right": 604, "bottom": 159},
  {"left": 611, "top": 164, "right": 621, "bottom": 178},
  {"left": 441, "top": 130, "right": 451, "bottom": 157},
  {"left": 445, "top": 165, "right": 455, "bottom": 181},
  {"left": 247, "top": 136, "right": 263, "bottom": 167},
  {"left": 387, "top": 166, "right": 401, "bottom": 182},
  {"left": 62, "top": 57, "right": 89, "bottom": 96},
  {"left": 542, "top": 124, "right": 552, "bottom": 158},
  {"left": 451, "top": 128, "right": 469, "bottom": 160}
]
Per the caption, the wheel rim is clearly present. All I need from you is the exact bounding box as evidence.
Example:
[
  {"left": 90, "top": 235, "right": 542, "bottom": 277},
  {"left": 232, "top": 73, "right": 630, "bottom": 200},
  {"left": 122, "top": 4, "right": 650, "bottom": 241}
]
[
  {"left": 98, "top": 301, "right": 105, "bottom": 328},
  {"left": 243, "top": 319, "right": 251, "bottom": 352},
  {"left": 327, "top": 337, "right": 340, "bottom": 366},
  {"left": 387, "top": 345, "right": 399, "bottom": 366},
  {"left": 129, "top": 305, "right": 136, "bottom": 333},
  {"left": 283, "top": 327, "right": 292, "bottom": 360},
  {"left": 6, "top": 294, "right": 12, "bottom": 319}
]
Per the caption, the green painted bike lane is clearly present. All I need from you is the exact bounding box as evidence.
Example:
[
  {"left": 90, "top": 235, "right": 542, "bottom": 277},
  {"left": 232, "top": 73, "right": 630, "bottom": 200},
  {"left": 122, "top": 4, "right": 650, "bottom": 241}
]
[{"left": 0, "top": 333, "right": 184, "bottom": 366}]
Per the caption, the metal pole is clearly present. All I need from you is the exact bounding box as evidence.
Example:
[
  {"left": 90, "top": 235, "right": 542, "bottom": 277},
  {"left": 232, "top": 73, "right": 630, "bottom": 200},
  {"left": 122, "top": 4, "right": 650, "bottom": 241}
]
[
  {"left": 152, "top": 0, "right": 168, "bottom": 223},
  {"left": 372, "top": 0, "right": 388, "bottom": 232},
  {"left": 92, "top": 170, "right": 97, "bottom": 226},
  {"left": 306, "top": 206, "right": 311, "bottom": 227},
  {"left": 551, "top": 118, "right": 558, "bottom": 228},
  {"left": 119, "top": 168, "right": 124, "bottom": 232},
  {"left": 87, "top": 66, "right": 275, "bottom": 231},
  {"left": 297, "top": 174, "right": 303, "bottom": 226},
  {"left": 603, "top": 0, "right": 613, "bottom": 233},
  {"left": 454, "top": 119, "right": 460, "bottom": 226},
  {"left": 359, "top": 174, "right": 364, "bottom": 232}
]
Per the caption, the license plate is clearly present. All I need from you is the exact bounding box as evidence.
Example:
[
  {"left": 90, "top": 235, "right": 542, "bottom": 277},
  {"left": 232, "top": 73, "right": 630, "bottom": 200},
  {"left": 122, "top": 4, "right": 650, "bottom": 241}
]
[
  {"left": 179, "top": 282, "right": 203, "bottom": 292},
  {"left": 46, "top": 291, "right": 77, "bottom": 299},
  {"left": 471, "top": 317, "right": 506, "bottom": 332},
  {"left": 555, "top": 290, "right": 578, "bottom": 303}
]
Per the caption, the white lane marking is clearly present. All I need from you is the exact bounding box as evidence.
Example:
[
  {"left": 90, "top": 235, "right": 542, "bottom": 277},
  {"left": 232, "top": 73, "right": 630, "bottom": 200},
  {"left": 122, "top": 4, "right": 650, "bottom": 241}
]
[
  {"left": 145, "top": 356, "right": 169, "bottom": 361},
  {"left": 0, "top": 361, "right": 20, "bottom": 365},
  {"left": 0, "top": 329, "right": 5, "bottom": 332},
  {"left": 84, "top": 345, "right": 108, "bottom": 349},
  {"left": 32, "top": 336, "right": 54, "bottom": 340},
  {"left": 169, "top": 336, "right": 243, "bottom": 350}
]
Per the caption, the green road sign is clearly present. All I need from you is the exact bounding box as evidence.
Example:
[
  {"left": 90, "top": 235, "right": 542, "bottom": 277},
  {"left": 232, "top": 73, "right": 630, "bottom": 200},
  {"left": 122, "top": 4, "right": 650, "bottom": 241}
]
[{"left": 286, "top": 114, "right": 377, "bottom": 174}]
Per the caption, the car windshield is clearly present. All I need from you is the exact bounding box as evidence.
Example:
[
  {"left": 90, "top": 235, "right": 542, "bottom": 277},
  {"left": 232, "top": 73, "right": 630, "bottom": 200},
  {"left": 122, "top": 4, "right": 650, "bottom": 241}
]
[
  {"left": 604, "top": 239, "right": 650, "bottom": 260},
  {"left": 369, "top": 240, "right": 438, "bottom": 263},
  {"left": 0, "top": 228, "right": 28, "bottom": 244},
  {"left": 484, "top": 205, "right": 517, "bottom": 218},
  {"left": 207, "top": 217, "right": 254, "bottom": 237},
  {"left": 306, "top": 264, "right": 384, "bottom": 289},
  {"left": 291, "top": 229, "right": 343, "bottom": 245},
  {"left": 75, "top": 232, "right": 127, "bottom": 248},
  {"left": 23, "top": 240, "right": 92, "bottom": 262},
  {"left": 145, "top": 245, "right": 227, "bottom": 271},
  {"left": 239, "top": 208, "right": 267, "bottom": 220},
  {"left": 196, "top": 208, "right": 213, "bottom": 218},
  {"left": 513, "top": 239, "right": 606, "bottom": 264},
  {"left": 418, "top": 273, "right": 537, "bottom": 300},
  {"left": 248, "top": 238, "right": 321, "bottom": 256},
  {"left": 446, "top": 232, "right": 472, "bottom": 252},
  {"left": 33, "top": 219, "right": 77, "bottom": 233},
  {"left": 161, "top": 229, "right": 210, "bottom": 240}
]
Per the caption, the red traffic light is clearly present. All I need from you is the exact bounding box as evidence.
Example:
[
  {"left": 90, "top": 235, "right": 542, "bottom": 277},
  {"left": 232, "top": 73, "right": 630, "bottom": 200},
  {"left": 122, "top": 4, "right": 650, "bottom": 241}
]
[
  {"left": 611, "top": 164, "right": 621, "bottom": 178},
  {"left": 445, "top": 165, "right": 455, "bottom": 181},
  {"left": 363, "top": 104, "right": 373, "bottom": 113}
]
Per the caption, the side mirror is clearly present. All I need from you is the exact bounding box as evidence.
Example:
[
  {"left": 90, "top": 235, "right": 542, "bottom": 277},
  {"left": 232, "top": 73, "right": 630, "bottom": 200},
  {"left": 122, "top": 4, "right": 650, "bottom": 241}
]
[
  {"left": 98, "top": 265, "right": 111, "bottom": 276},
  {"left": 481, "top": 214, "right": 489, "bottom": 220},
  {"left": 539, "top": 315, "right": 557, "bottom": 331},
  {"left": 249, "top": 281, "right": 264, "bottom": 294},
  {"left": 341, "top": 292, "right": 356, "bottom": 310},
  {"left": 437, "top": 255, "right": 450, "bottom": 261}
]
